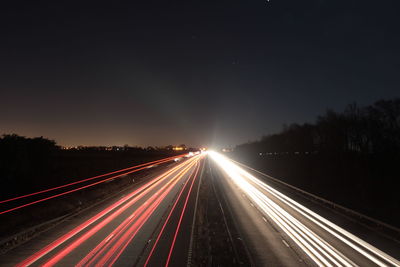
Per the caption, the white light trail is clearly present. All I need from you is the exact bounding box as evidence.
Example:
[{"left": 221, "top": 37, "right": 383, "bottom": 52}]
[{"left": 208, "top": 151, "right": 400, "bottom": 267}]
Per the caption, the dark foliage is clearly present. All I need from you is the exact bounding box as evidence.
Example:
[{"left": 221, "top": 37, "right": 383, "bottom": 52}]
[
  {"left": 237, "top": 99, "right": 400, "bottom": 156},
  {"left": 0, "top": 134, "right": 59, "bottom": 195},
  {"left": 234, "top": 99, "right": 400, "bottom": 226},
  {"left": 0, "top": 134, "right": 181, "bottom": 199}
]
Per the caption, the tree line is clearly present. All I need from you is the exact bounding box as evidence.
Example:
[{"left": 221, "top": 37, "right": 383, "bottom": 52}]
[
  {"left": 0, "top": 134, "right": 184, "bottom": 198},
  {"left": 236, "top": 99, "right": 400, "bottom": 156},
  {"left": 233, "top": 99, "right": 400, "bottom": 226}
]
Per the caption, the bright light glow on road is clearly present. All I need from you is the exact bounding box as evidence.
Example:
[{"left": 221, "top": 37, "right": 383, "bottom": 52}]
[{"left": 208, "top": 151, "right": 400, "bottom": 267}]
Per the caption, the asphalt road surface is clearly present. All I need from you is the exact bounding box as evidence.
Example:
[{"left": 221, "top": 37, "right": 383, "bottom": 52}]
[
  {"left": 2, "top": 151, "right": 400, "bottom": 267},
  {"left": 209, "top": 151, "right": 400, "bottom": 267},
  {"left": 0, "top": 154, "right": 204, "bottom": 267}
]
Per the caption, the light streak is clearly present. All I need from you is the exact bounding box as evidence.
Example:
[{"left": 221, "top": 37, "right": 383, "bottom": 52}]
[
  {"left": 76, "top": 160, "right": 198, "bottom": 266},
  {"left": 104, "top": 159, "right": 201, "bottom": 266},
  {"left": 42, "top": 158, "right": 198, "bottom": 267},
  {"left": 98, "top": 172, "right": 185, "bottom": 267},
  {"left": 208, "top": 151, "right": 400, "bottom": 267},
  {"left": 0, "top": 154, "right": 186, "bottom": 205},
  {"left": 17, "top": 157, "right": 197, "bottom": 267},
  {"left": 0, "top": 155, "right": 188, "bottom": 215},
  {"left": 143, "top": 162, "right": 200, "bottom": 266},
  {"left": 164, "top": 160, "right": 200, "bottom": 267}
]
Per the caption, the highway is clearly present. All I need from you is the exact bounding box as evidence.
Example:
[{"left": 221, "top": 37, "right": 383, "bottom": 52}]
[
  {"left": 209, "top": 151, "right": 400, "bottom": 267},
  {"left": 0, "top": 154, "right": 204, "bottom": 266},
  {"left": 2, "top": 151, "right": 400, "bottom": 267}
]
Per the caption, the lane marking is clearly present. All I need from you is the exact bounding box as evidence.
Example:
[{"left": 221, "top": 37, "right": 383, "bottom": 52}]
[
  {"left": 165, "top": 162, "right": 201, "bottom": 267},
  {"left": 187, "top": 159, "right": 205, "bottom": 267},
  {"left": 16, "top": 159, "right": 195, "bottom": 266},
  {"left": 282, "top": 239, "right": 290, "bottom": 248}
]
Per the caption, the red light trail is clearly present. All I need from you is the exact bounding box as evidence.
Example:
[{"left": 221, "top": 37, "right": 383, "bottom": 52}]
[
  {"left": 143, "top": 162, "right": 200, "bottom": 267},
  {"left": 16, "top": 154, "right": 203, "bottom": 267},
  {"left": 74, "top": 160, "right": 197, "bottom": 267},
  {"left": 164, "top": 161, "right": 200, "bottom": 267},
  {"left": 0, "top": 154, "right": 187, "bottom": 215},
  {"left": 16, "top": 163, "right": 183, "bottom": 267}
]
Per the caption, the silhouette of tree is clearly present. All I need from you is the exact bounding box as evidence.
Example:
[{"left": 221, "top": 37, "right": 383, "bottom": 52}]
[{"left": 233, "top": 98, "right": 400, "bottom": 226}]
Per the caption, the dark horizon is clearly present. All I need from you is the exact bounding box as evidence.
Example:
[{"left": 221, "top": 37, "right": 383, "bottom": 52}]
[
  {"left": 2, "top": 97, "right": 398, "bottom": 148},
  {"left": 2, "top": 1, "right": 400, "bottom": 147}
]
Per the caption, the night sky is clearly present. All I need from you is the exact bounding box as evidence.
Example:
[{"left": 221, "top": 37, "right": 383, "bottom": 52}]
[{"left": 1, "top": 1, "right": 399, "bottom": 148}]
